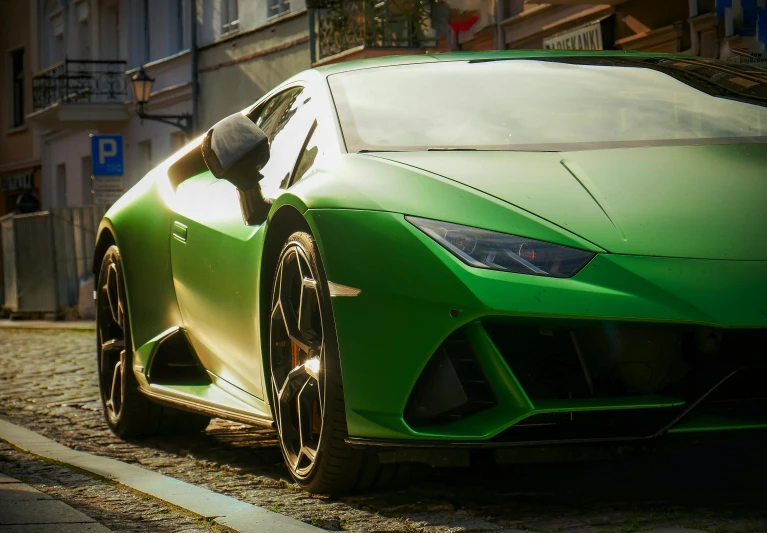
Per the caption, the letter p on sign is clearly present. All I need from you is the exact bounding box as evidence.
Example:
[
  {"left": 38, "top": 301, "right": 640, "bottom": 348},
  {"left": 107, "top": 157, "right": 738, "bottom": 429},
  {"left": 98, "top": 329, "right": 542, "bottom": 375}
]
[
  {"left": 99, "top": 138, "right": 117, "bottom": 164},
  {"left": 91, "top": 134, "right": 124, "bottom": 176}
]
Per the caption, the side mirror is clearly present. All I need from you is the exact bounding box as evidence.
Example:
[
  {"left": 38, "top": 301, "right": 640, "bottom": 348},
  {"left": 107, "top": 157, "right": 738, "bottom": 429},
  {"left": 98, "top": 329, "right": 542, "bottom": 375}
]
[
  {"left": 201, "top": 112, "right": 270, "bottom": 190},
  {"left": 201, "top": 113, "right": 272, "bottom": 225}
]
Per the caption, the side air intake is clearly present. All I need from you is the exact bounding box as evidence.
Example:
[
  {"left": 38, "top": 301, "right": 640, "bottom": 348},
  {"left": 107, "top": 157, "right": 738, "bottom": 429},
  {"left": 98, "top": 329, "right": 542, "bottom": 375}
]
[{"left": 147, "top": 329, "right": 210, "bottom": 385}]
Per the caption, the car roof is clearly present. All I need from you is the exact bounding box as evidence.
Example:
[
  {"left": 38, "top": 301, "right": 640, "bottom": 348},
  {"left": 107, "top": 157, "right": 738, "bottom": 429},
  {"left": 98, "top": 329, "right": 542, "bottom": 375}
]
[{"left": 310, "top": 49, "right": 707, "bottom": 76}]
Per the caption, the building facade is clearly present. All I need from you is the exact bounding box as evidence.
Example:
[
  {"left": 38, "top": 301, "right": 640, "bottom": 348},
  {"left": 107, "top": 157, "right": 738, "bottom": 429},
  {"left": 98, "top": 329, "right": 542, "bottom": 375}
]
[
  {"left": 28, "top": 0, "right": 191, "bottom": 209},
  {"left": 16, "top": 0, "right": 767, "bottom": 212},
  {"left": 26, "top": 0, "right": 313, "bottom": 211},
  {"left": 1, "top": 1, "right": 41, "bottom": 216},
  {"left": 452, "top": 0, "right": 765, "bottom": 65}
]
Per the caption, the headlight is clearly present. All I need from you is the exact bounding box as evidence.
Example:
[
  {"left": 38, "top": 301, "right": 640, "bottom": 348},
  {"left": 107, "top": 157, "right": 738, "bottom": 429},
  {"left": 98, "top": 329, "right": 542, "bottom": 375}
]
[{"left": 407, "top": 217, "right": 595, "bottom": 278}]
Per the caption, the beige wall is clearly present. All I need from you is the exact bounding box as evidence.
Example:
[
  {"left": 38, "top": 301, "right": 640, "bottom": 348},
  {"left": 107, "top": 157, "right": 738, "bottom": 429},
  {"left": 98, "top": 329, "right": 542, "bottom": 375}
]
[{"left": 197, "top": 11, "right": 310, "bottom": 129}]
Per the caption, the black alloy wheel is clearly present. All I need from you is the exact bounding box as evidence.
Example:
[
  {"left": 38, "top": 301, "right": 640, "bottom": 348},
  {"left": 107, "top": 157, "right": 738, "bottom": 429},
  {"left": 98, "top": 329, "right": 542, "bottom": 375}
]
[
  {"left": 270, "top": 233, "right": 326, "bottom": 479},
  {"left": 96, "top": 245, "right": 209, "bottom": 437},
  {"left": 269, "top": 231, "right": 411, "bottom": 494},
  {"left": 97, "top": 246, "right": 135, "bottom": 434}
]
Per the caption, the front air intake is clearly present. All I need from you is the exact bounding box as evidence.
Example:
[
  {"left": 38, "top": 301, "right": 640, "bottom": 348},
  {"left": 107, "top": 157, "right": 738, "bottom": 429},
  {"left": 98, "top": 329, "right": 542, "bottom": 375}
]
[{"left": 405, "top": 330, "right": 496, "bottom": 427}]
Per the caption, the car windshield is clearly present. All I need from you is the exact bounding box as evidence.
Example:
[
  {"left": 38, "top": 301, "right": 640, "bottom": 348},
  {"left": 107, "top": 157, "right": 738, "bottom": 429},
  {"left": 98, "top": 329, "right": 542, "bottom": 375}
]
[{"left": 328, "top": 56, "right": 767, "bottom": 152}]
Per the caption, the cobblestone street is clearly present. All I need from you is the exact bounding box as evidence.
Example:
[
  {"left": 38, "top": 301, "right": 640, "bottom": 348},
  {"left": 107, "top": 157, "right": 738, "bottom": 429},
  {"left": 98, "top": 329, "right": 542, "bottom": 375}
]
[{"left": 1, "top": 327, "right": 766, "bottom": 533}]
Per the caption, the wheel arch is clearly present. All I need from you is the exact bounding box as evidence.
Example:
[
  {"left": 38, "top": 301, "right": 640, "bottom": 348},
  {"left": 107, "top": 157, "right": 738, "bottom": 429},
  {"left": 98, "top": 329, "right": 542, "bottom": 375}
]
[
  {"left": 259, "top": 203, "right": 314, "bottom": 405},
  {"left": 92, "top": 174, "right": 185, "bottom": 364},
  {"left": 92, "top": 219, "right": 118, "bottom": 276}
]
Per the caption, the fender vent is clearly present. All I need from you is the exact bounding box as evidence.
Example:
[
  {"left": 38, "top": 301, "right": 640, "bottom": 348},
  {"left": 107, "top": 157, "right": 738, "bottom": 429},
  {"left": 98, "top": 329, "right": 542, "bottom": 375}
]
[
  {"left": 147, "top": 329, "right": 210, "bottom": 385},
  {"left": 405, "top": 331, "right": 496, "bottom": 427}
]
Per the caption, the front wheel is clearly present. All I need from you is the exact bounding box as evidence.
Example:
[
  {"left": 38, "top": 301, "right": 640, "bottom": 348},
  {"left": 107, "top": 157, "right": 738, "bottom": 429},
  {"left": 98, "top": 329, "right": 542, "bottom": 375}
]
[{"left": 269, "top": 231, "right": 409, "bottom": 494}]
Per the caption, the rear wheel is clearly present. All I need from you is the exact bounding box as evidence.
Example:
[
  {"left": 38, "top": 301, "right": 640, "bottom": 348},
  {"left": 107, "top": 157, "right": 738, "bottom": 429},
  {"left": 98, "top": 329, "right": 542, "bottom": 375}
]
[
  {"left": 97, "top": 245, "right": 210, "bottom": 438},
  {"left": 269, "top": 231, "right": 409, "bottom": 494}
]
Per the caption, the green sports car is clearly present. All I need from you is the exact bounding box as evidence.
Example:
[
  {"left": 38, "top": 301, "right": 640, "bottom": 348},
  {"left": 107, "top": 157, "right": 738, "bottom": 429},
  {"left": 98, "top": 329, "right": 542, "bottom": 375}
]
[{"left": 94, "top": 51, "right": 767, "bottom": 493}]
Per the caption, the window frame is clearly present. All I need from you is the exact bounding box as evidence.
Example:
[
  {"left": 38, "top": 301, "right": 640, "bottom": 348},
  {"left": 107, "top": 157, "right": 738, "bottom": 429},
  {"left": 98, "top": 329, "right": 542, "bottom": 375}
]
[
  {"left": 8, "top": 47, "right": 25, "bottom": 129},
  {"left": 221, "top": 0, "right": 239, "bottom": 35},
  {"left": 267, "top": 0, "right": 290, "bottom": 18}
]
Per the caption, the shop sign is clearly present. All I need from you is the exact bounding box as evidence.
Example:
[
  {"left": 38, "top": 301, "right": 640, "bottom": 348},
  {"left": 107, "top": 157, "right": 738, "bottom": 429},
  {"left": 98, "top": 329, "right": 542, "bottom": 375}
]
[
  {"left": 1, "top": 172, "right": 34, "bottom": 192},
  {"left": 728, "top": 51, "right": 767, "bottom": 68},
  {"left": 544, "top": 22, "right": 603, "bottom": 50}
]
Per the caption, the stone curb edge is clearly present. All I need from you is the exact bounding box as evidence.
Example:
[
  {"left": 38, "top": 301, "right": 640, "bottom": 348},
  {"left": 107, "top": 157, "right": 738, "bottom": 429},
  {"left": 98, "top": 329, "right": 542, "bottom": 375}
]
[
  {"left": 0, "top": 418, "right": 321, "bottom": 533},
  {"left": 0, "top": 320, "right": 97, "bottom": 331}
]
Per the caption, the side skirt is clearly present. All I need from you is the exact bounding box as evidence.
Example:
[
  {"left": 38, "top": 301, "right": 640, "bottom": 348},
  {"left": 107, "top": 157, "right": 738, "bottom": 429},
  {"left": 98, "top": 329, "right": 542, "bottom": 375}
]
[
  {"left": 133, "top": 326, "right": 274, "bottom": 429},
  {"left": 139, "top": 384, "right": 275, "bottom": 428}
]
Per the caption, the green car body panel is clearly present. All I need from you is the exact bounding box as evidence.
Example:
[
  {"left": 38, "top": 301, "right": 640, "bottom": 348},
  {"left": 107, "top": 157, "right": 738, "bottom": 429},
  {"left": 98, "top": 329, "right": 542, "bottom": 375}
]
[{"left": 94, "top": 50, "right": 767, "bottom": 448}]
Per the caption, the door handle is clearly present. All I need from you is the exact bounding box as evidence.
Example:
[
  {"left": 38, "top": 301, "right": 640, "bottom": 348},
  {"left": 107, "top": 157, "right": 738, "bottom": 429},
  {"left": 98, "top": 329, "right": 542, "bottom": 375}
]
[{"left": 173, "top": 221, "right": 187, "bottom": 243}]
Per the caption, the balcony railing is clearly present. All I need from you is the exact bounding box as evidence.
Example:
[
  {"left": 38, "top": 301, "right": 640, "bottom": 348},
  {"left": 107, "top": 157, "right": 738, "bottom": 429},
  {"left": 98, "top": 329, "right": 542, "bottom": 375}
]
[
  {"left": 32, "top": 59, "right": 127, "bottom": 111},
  {"left": 310, "top": 0, "right": 438, "bottom": 61}
]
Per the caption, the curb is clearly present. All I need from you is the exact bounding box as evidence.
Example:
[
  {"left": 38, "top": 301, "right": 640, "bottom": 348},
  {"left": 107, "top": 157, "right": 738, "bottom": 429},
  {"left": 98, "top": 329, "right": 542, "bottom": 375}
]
[
  {"left": 0, "top": 320, "right": 97, "bottom": 331},
  {"left": 0, "top": 419, "right": 320, "bottom": 533}
]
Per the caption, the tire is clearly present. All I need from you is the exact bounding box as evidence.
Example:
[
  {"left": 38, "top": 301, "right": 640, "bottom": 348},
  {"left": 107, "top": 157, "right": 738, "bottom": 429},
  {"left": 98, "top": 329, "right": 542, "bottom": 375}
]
[
  {"left": 97, "top": 245, "right": 210, "bottom": 438},
  {"left": 269, "top": 231, "right": 410, "bottom": 494}
]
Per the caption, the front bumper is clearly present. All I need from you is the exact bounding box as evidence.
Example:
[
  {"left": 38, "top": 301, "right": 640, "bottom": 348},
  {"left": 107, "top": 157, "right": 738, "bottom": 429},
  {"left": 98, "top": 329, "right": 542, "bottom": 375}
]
[{"left": 307, "top": 209, "right": 767, "bottom": 443}]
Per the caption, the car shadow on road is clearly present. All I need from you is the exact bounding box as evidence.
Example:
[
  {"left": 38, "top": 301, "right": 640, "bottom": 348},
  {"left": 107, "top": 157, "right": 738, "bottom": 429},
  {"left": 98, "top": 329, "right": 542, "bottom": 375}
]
[{"left": 134, "top": 418, "right": 767, "bottom": 530}]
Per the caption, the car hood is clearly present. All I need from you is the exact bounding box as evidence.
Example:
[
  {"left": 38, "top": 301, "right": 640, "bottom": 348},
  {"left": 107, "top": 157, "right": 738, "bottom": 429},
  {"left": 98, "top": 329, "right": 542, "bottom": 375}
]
[{"left": 371, "top": 144, "right": 767, "bottom": 260}]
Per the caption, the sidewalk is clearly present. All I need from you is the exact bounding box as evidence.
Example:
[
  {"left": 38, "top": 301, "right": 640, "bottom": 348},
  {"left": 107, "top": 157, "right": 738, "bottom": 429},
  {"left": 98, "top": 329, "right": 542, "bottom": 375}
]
[
  {"left": 0, "top": 472, "right": 110, "bottom": 532},
  {"left": 0, "top": 419, "right": 320, "bottom": 533}
]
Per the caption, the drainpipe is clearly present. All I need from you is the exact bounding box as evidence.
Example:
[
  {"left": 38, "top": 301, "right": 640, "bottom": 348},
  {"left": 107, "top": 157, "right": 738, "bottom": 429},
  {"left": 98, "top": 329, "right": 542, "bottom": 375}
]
[
  {"left": 494, "top": 0, "right": 504, "bottom": 50},
  {"left": 308, "top": 9, "right": 316, "bottom": 64},
  {"left": 144, "top": 0, "right": 150, "bottom": 63},
  {"left": 191, "top": 0, "right": 199, "bottom": 136}
]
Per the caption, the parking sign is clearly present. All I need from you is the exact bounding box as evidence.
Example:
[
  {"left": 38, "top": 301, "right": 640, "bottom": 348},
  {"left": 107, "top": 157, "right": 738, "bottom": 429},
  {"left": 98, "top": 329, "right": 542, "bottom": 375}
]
[{"left": 91, "top": 135, "right": 124, "bottom": 176}]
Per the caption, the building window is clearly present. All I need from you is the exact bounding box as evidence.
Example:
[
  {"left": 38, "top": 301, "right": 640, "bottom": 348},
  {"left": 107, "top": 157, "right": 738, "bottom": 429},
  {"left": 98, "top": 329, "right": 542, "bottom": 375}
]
[
  {"left": 81, "top": 155, "right": 93, "bottom": 205},
  {"left": 268, "top": 0, "right": 289, "bottom": 18},
  {"left": 222, "top": 0, "right": 239, "bottom": 34},
  {"left": 56, "top": 163, "right": 67, "bottom": 207},
  {"left": 10, "top": 49, "right": 25, "bottom": 128}
]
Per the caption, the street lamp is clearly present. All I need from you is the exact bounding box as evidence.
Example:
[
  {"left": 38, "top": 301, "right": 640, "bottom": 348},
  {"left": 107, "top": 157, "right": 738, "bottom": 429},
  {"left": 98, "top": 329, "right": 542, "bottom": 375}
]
[{"left": 130, "top": 66, "right": 193, "bottom": 135}]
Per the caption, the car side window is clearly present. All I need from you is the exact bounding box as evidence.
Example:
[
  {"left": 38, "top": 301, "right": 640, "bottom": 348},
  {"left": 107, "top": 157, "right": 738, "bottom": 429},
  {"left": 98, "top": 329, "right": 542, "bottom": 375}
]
[{"left": 251, "top": 87, "right": 316, "bottom": 198}]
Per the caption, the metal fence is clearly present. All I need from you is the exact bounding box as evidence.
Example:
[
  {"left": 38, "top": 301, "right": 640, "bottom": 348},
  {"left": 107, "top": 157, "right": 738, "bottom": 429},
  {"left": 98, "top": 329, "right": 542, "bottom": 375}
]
[
  {"left": 32, "top": 59, "right": 127, "bottom": 111},
  {"left": 310, "top": 0, "right": 438, "bottom": 60},
  {"left": 1, "top": 206, "right": 107, "bottom": 313}
]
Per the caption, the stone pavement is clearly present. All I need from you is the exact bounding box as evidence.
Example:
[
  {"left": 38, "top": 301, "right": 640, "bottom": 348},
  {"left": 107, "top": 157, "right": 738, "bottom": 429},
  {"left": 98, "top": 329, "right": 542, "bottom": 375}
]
[
  {"left": 1, "top": 326, "right": 766, "bottom": 532},
  {"left": 0, "top": 471, "right": 111, "bottom": 532}
]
